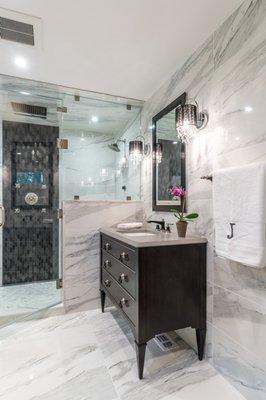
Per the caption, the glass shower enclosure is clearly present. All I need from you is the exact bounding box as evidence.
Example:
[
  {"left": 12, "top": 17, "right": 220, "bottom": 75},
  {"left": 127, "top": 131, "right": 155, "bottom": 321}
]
[{"left": 0, "top": 74, "right": 142, "bottom": 330}]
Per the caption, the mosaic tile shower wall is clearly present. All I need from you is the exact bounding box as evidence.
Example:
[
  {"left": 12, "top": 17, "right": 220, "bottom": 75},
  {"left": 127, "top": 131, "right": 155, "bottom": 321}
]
[{"left": 2, "top": 121, "right": 59, "bottom": 284}]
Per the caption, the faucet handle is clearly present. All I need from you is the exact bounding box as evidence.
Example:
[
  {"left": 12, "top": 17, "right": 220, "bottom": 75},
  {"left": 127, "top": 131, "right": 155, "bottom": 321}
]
[{"left": 166, "top": 223, "right": 174, "bottom": 233}]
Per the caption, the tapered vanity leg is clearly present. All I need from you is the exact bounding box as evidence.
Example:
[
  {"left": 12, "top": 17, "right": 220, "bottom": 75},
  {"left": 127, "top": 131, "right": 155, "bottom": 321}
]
[
  {"left": 100, "top": 290, "right": 106, "bottom": 313},
  {"left": 135, "top": 341, "right": 147, "bottom": 379},
  {"left": 196, "top": 328, "right": 206, "bottom": 360}
]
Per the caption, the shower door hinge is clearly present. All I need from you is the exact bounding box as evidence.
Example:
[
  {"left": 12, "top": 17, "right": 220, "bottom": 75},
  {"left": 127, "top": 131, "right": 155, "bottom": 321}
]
[
  {"left": 56, "top": 278, "right": 63, "bottom": 289},
  {"left": 57, "top": 138, "right": 69, "bottom": 149},
  {"left": 57, "top": 106, "right": 68, "bottom": 113},
  {"left": 57, "top": 208, "right": 63, "bottom": 219}
]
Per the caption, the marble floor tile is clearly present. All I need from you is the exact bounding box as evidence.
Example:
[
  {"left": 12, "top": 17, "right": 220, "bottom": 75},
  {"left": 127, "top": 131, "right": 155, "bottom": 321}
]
[
  {"left": 0, "top": 281, "right": 62, "bottom": 328},
  {"left": 213, "top": 326, "right": 266, "bottom": 400},
  {"left": 0, "top": 307, "right": 247, "bottom": 400},
  {"left": 160, "top": 375, "right": 246, "bottom": 400},
  {"left": 0, "top": 311, "right": 117, "bottom": 400},
  {"left": 91, "top": 308, "right": 246, "bottom": 400}
]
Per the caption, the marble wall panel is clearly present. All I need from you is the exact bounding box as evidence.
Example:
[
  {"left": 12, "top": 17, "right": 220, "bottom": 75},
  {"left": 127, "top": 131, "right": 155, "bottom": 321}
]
[
  {"left": 63, "top": 200, "right": 144, "bottom": 312},
  {"left": 117, "top": 1, "right": 266, "bottom": 395}
]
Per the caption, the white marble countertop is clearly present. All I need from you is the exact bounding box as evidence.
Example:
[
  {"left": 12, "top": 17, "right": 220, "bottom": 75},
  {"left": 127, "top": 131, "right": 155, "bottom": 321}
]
[{"left": 100, "top": 227, "right": 207, "bottom": 248}]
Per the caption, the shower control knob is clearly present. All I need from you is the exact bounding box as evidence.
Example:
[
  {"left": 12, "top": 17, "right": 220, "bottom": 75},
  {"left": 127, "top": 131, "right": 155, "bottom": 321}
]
[
  {"left": 25, "top": 192, "right": 38, "bottom": 205},
  {"left": 119, "top": 298, "right": 128, "bottom": 308},
  {"left": 120, "top": 252, "right": 129, "bottom": 261},
  {"left": 104, "top": 242, "right": 111, "bottom": 251},
  {"left": 104, "top": 279, "right": 111, "bottom": 288},
  {"left": 118, "top": 273, "right": 128, "bottom": 283},
  {"left": 104, "top": 260, "right": 111, "bottom": 268}
]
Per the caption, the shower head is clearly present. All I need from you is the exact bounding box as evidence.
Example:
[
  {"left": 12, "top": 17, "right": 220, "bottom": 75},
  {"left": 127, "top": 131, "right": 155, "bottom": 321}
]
[
  {"left": 108, "top": 142, "right": 121, "bottom": 152},
  {"left": 108, "top": 139, "right": 126, "bottom": 152}
]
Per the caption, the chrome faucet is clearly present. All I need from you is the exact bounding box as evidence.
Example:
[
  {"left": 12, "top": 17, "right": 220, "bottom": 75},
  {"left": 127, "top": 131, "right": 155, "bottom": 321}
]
[{"left": 147, "top": 219, "right": 173, "bottom": 232}]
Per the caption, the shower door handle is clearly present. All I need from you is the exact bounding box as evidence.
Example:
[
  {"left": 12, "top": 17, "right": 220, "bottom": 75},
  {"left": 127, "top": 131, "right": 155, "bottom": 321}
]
[{"left": 0, "top": 206, "right": 5, "bottom": 227}]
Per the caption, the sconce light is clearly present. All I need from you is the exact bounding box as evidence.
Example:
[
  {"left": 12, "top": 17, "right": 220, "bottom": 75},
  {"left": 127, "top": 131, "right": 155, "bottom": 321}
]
[
  {"left": 129, "top": 135, "right": 150, "bottom": 164},
  {"left": 176, "top": 100, "right": 208, "bottom": 143},
  {"left": 155, "top": 142, "right": 163, "bottom": 164}
]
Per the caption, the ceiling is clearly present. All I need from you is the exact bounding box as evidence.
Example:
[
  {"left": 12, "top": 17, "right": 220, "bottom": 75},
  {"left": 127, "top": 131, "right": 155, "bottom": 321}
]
[
  {"left": 0, "top": 75, "right": 141, "bottom": 139},
  {"left": 0, "top": 0, "right": 242, "bottom": 100}
]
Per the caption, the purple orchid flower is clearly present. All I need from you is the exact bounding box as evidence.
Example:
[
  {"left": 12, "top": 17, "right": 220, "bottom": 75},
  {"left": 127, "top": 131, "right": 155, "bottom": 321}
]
[{"left": 169, "top": 186, "right": 186, "bottom": 198}]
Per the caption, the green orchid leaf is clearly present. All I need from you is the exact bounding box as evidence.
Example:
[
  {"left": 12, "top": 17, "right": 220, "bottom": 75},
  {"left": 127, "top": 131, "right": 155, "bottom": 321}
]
[{"left": 185, "top": 213, "right": 199, "bottom": 219}]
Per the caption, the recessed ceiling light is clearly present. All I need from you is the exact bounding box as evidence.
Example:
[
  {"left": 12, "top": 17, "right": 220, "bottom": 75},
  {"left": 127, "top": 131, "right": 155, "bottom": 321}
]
[
  {"left": 91, "top": 116, "right": 98, "bottom": 122},
  {"left": 20, "top": 91, "right": 30, "bottom": 95},
  {"left": 173, "top": 141, "right": 178, "bottom": 144},
  {"left": 244, "top": 106, "right": 253, "bottom": 112},
  {"left": 235, "top": 136, "right": 240, "bottom": 141},
  {"left": 14, "top": 56, "right": 27, "bottom": 69}
]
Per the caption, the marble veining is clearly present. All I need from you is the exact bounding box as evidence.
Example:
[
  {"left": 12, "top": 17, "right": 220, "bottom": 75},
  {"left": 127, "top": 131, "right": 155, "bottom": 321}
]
[
  {"left": 116, "top": 1, "right": 266, "bottom": 397},
  {"left": 63, "top": 200, "right": 144, "bottom": 312},
  {"left": 213, "top": 326, "right": 266, "bottom": 400},
  {"left": 213, "top": 285, "right": 266, "bottom": 360},
  {"left": 0, "top": 306, "right": 247, "bottom": 400},
  {"left": 0, "top": 281, "right": 61, "bottom": 329}
]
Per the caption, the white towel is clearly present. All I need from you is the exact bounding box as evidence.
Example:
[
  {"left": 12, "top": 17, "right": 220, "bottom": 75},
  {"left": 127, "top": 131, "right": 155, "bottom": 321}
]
[{"left": 213, "top": 162, "right": 266, "bottom": 268}]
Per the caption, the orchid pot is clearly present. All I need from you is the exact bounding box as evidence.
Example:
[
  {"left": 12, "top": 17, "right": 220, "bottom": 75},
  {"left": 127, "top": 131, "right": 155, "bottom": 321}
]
[{"left": 176, "top": 221, "right": 188, "bottom": 238}]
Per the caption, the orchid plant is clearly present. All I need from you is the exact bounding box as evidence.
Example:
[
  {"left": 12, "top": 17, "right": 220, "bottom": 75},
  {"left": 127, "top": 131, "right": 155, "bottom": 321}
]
[{"left": 169, "top": 185, "right": 199, "bottom": 222}]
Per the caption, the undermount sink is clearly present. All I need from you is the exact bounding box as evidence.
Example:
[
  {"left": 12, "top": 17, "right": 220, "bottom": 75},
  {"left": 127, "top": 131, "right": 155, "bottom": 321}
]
[{"left": 122, "top": 231, "right": 157, "bottom": 237}]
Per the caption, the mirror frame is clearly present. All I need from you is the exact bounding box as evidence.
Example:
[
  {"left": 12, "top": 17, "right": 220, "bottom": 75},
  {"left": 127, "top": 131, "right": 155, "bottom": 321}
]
[{"left": 152, "top": 92, "right": 186, "bottom": 212}]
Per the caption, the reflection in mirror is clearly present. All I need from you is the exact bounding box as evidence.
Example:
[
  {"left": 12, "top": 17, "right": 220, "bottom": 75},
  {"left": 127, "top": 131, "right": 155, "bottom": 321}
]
[{"left": 152, "top": 93, "right": 186, "bottom": 212}]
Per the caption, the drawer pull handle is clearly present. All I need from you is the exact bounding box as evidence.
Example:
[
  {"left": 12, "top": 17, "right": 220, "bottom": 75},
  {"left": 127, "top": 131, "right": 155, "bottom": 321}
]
[
  {"left": 104, "top": 242, "right": 112, "bottom": 251},
  {"left": 104, "top": 260, "right": 111, "bottom": 268},
  {"left": 118, "top": 273, "right": 128, "bottom": 283},
  {"left": 119, "top": 252, "right": 129, "bottom": 262},
  {"left": 104, "top": 279, "right": 111, "bottom": 288},
  {"left": 119, "top": 297, "right": 129, "bottom": 308}
]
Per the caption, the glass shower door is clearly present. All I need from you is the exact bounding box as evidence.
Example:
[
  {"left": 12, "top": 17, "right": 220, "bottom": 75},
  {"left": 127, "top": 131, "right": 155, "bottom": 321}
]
[{"left": 0, "top": 84, "right": 63, "bottom": 329}]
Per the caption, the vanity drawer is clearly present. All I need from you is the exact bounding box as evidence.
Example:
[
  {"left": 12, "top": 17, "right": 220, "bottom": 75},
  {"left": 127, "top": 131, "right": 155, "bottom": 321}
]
[
  {"left": 102, "top": 269, "right": 137, "bottom": 325},
  {"left": 102, "top": 235, "right": 137, "bottom": 271},
  {"left": 102, "top": 251, "right": 136, "bottom": 298}
]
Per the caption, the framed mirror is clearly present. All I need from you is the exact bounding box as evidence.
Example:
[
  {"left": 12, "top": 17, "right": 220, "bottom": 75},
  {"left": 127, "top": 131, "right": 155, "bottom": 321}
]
[{"left": 152, "top": 93, "right": 186, "bottom": 212}]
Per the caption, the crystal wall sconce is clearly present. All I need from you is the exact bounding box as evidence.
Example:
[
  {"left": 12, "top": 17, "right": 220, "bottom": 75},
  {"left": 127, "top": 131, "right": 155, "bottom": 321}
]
[
  {"left": 129, "top": 135, "right": 150, "bottom": 164},
  {"left": 176, "top": 100, "right": 208, "bottom": 143}
]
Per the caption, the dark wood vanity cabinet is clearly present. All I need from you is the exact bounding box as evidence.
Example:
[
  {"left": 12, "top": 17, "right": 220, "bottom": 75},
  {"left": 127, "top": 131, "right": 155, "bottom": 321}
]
[{"left": 100, "top": 233, "right": 207, "bottom": 379}]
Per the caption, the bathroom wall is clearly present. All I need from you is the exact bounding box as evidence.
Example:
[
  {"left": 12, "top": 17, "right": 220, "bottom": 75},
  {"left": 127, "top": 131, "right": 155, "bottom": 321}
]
[
  {"left": 63, "top": 200, "right": 144, "bottom": 312},
  {"left": 60, "top": 132, "right": 117, "bottom": 201},
  {"left": 137, "top": 1, "right": 266, "bottom": 398},
  {"left": 115, "top": 116, "right": 142, "bottom": 201}
]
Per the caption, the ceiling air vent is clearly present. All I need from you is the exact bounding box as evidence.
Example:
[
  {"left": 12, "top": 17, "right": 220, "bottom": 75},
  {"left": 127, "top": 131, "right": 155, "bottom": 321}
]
[
  {"left": 11, "top": 102, "right": 47, "bottom": 119},
  {"left": 0, "top": 17, "right": 34, "bottom": 46}
]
